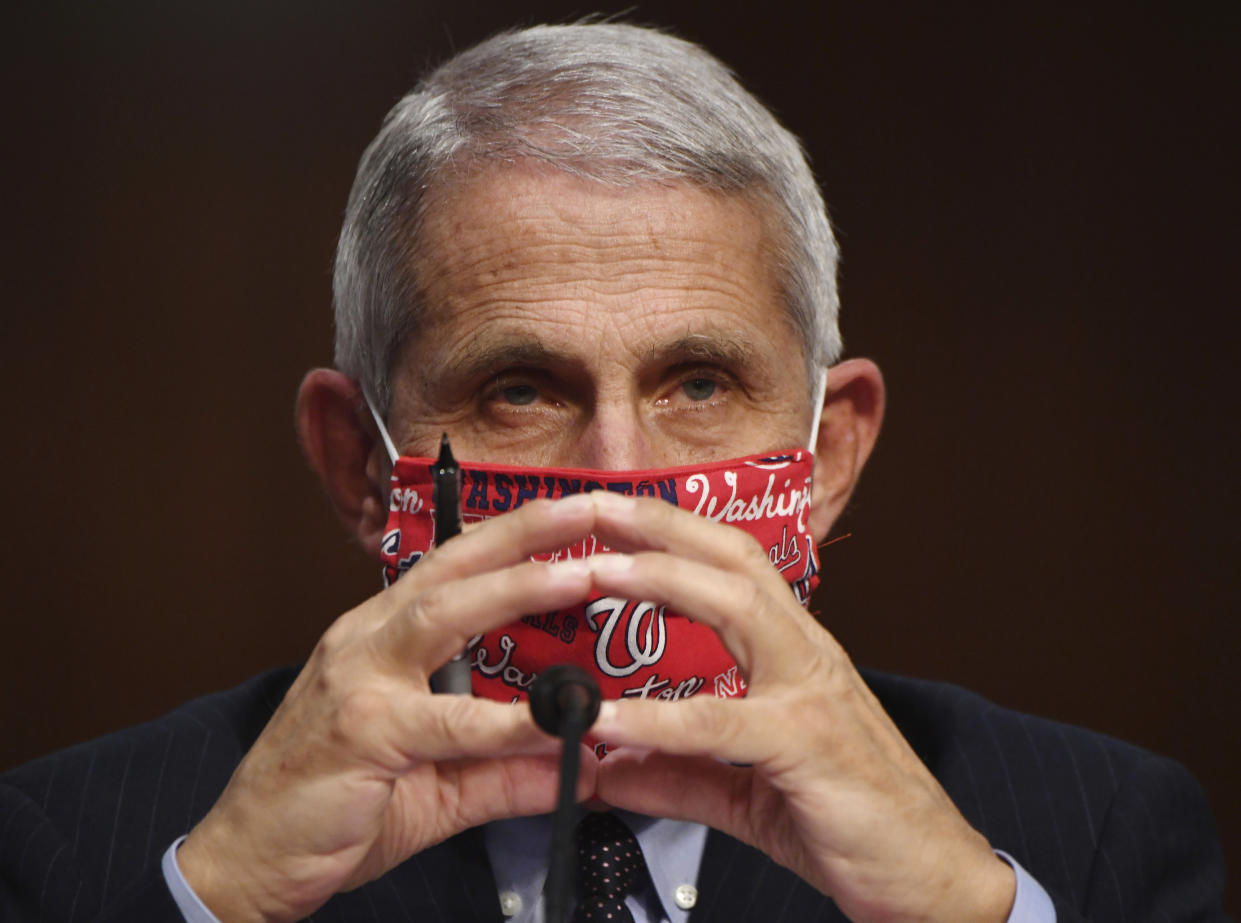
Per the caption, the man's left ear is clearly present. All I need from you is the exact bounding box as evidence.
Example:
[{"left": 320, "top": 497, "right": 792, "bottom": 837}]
[{"left": 807, "top": 358, "right": 886, "bottom": 541}]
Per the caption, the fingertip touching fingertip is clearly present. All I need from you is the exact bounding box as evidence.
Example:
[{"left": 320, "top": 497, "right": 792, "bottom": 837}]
[
  {"left": 553, "top": 492, "right": 596, "bottom": 517},
  {"left": 589, "top": 490, "right": 636, "bottom": 515},
  {"left": 545, "top": 559, "right": 592, "bottom": 581},
  {"left": 589, "top": 553, "right": 634, "bottom": 576}
]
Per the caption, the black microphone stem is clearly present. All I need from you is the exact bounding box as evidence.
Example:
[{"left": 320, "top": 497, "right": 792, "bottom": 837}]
[
  {"left": 530, "top": 666, "right": 602, "bottom": 923},
  {"left": 545, "top": 687, "right": 591, "bottom": 923}
]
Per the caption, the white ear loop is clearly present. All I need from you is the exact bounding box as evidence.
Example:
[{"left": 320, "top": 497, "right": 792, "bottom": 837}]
[
  {"left": 806, "top": 368, "right": 829, "bottom": 452},
  {"left": 364, "top": 393, "right": 400, "bottom": 465}
]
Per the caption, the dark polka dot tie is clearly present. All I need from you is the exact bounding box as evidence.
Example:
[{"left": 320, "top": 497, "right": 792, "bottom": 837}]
[{"left": 572, "top": 811, "right": 643, "bottom": 923}]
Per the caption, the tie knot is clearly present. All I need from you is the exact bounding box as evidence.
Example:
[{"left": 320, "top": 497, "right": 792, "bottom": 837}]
[{"left": 573, "top": 812, "right": 643, "bottom": 922}]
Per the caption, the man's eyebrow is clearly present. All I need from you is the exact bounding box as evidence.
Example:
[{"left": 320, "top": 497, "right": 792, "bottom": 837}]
[
  {"left": 443, "top": 331, "right": 757, "bottom": 381},
  {"left": 645, "top": 333, "right": 756, "bottom": 367},
  {"left": 451, "top": 337, "right": 572, "bottom": 379}
]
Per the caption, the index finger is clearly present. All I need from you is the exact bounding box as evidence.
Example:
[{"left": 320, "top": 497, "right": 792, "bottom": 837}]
[
  {"left": 587, "top": 491, "right": 793, "bottom": 595},
  {"left": 392, "top": 492, "right": 597, "bottom": 598}
]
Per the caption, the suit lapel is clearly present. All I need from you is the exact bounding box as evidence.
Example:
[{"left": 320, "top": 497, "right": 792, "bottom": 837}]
[
  {"left": 413, "top": 827, "right": 504, "bottom": 922},
  {"left": 335, "top": 828, "right": 503, "bottom": 923},
  {"left": 690, "top": 828, "right": 844, "bottom": 922}
]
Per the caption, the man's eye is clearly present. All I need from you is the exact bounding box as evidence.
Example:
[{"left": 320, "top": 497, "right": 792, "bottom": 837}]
[
  {"left": 501, "top": 384, "right": 539, "bottom": 405},
  {"left": 681, "top": 378, "right": 718, "bottom": 401}
]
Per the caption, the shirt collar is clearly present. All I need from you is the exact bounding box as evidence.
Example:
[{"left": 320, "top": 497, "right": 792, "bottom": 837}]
[{"left": 484, "top": 811, "right": 708, "bottom": 923}]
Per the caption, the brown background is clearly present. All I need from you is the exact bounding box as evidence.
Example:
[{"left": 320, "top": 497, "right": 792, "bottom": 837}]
[{"left": 5, "top": 1, "right": 1238, "bottom": 913}]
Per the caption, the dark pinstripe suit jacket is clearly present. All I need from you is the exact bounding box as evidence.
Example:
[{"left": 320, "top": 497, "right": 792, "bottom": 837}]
[{"left": 1, "top": 666, "right": 1228, "bottom": 921}]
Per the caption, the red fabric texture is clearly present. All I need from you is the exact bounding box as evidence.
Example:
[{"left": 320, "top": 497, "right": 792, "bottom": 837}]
[{"left": 380, "top": 450, "right": 820, "bottom": 752}]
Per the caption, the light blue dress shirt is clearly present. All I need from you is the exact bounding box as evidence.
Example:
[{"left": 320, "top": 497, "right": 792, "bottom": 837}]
[
  {"left": 484, "top": 811, "right": 708, "bottom": 922},
  {"left": 163, "top": 817, "right": 1055, "bottom": 922}
]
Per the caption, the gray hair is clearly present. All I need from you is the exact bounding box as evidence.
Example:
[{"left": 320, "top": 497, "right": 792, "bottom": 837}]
[{"left": 334, "top": 22, "right": 841, "bottom": 413}]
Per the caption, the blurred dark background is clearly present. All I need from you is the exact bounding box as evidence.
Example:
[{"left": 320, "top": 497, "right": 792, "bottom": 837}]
[{"left": 4, "top": 0, "right": 1238, "bottom": 912}]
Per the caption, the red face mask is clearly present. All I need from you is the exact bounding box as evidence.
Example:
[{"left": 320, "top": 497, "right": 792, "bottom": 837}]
[{"left": 377, "top": 450, "right": 821, "bottom": 740}]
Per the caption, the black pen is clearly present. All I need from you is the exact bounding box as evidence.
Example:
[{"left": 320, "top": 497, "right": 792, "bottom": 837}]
[{"left": 429, "top": 433, "right": 472, "bottom": 694}]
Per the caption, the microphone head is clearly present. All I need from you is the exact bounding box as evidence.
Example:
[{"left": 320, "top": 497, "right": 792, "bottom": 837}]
[{"left": 529, "top": 664, "right": 602, "bottom": 737}]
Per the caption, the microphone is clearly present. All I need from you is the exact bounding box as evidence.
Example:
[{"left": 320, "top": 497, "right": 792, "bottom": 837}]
[
  {"left": 529, "top": 665, "right": 601, "bottom": 923},
  {"left": 530, "top": 664, "right": 601, "bottom": 737}
]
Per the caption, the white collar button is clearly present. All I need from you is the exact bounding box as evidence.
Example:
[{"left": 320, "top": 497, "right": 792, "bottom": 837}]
[
  {"left": 674, "top": 883, "right": 698, "bottom": 910},
  {"left": 498, "top": 890, "right": 523, "bottom": 916}
]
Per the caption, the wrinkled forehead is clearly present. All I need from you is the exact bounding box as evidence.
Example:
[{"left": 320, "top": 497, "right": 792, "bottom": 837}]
[{"left": 407, "top": 162, "right": 795, "bottom": 350}]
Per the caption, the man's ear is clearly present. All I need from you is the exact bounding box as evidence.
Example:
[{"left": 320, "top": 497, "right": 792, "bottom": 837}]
[
  {"left": 807, "top": 358, "right": 886, "bottom": 542},
  {"left": 295, "top": 369, "right": 390, "bottom": 559}
]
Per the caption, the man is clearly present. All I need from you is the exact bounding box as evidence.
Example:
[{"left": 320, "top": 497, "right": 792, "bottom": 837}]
[{"left": 0, "top": 22, "right": 1227, "bottom": 923}]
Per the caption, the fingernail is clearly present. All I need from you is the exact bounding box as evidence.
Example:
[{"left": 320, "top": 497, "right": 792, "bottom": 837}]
[
  {"left": 590, "top": 553, "right": 634, "bottom": 575},
  {"left": 546, "top": 559, "right": 592, "bottom": 580},
  {"left": 590, "top": 490, "right": 636, "bottom": 513},
  {"left": 554, "top": 493, "right": 595, "bottom": 516},
  {"left": 596, "top": 701, "right": 618, "bottom": 726}
]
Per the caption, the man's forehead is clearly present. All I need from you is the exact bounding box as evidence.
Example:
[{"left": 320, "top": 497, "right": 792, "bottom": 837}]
[
  {"left": 424, "top": 167, "right": 774, "bottom": 286},
  {"left": 413, "top": 166, "right": 781, "bottom": 284}
]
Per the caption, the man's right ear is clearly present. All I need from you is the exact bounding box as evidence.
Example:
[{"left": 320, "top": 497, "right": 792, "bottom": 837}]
[{"left": 295, "top": 369, "right": 390, "bottom": 559}]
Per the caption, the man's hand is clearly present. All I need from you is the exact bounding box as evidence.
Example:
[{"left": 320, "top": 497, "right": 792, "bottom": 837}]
[
  {"left": 178, "top": 487, "right": 1013, "bottom": 923},
  {"left": 585, "top": 491, "right": 1017, "bottom": 923},
  {"left": 178, "top": 494, "right": 599, "bottom": 923}
]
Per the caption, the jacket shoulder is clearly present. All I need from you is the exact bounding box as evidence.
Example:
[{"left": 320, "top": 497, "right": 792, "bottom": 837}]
[
  {"left": 0, "top": 666, "right": 300, "bottom": 920},
  {"left": 859, "top": 669, "right": 1229, "bottom": 920}
]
